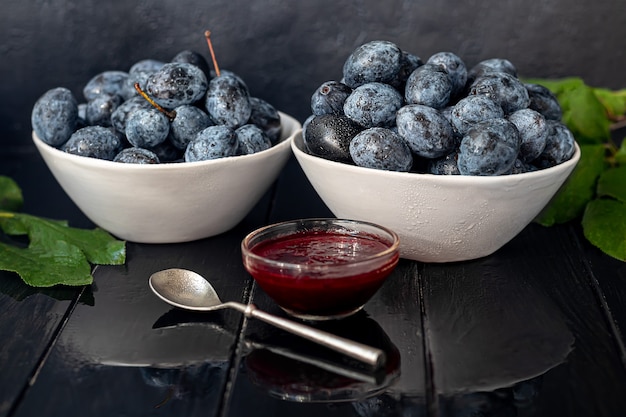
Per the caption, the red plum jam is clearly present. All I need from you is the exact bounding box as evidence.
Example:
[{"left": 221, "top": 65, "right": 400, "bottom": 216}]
[{"left": 242, "top": 219, "right": 400, "bottom": 320}]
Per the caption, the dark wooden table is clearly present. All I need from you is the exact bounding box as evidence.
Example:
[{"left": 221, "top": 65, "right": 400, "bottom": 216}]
[{"left": 1, "top": 142, "right": 625, "bottom": 417}]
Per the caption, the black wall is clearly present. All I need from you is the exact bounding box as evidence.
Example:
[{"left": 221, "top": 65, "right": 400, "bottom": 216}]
[{"left": 2, "top": 0, "right": 625, "bottom": 148}]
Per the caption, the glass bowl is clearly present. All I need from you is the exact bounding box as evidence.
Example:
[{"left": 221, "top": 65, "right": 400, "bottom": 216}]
[{"left": 241, "top": 218, "right": 400, "bottom": 321}]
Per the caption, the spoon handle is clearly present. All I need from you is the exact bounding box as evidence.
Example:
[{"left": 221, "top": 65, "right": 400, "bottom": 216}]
[{"left": 241, "top": 303, "right": 386, "bottom": 367}]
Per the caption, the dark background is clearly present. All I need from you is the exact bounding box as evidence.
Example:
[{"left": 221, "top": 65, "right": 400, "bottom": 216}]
[{"left": 1, "top": 0, "right": 625, "bottom": 149}]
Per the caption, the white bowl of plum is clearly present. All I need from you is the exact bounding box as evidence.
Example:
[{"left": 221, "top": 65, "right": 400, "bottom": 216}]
[
  {"left": 31, "top": 48, "right": 301, "bottom": 243},
  {"left": 292, "top": 40, "right": 580, "bottom": 262}
]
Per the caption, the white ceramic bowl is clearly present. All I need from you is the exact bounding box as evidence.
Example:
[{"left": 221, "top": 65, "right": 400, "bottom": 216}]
[
  {"left": 291, "top": 131, "right": 580, "bottom": 263},
  {"left": 33, "top": 112, "right": 300, "bottom": 243}
]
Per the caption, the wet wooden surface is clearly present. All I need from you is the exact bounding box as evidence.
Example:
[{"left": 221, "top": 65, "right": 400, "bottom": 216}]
[{"left": 1, "top": 149, "right": 626, "bottom": 417}]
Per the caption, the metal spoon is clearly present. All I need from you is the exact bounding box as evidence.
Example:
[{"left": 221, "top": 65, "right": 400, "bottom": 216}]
[{"left": 149, "top": 268, "right": 386, "bottom": 368}]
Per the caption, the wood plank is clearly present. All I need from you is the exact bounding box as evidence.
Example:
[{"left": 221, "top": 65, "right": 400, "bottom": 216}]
[
  {"left": 0, "top": 152, "right": 85, "bottom": 416},
  {"left": 422, "top": 223, "right": 626, "bottom": 416}
]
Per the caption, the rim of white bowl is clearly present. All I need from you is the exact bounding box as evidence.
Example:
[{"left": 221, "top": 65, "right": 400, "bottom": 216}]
[
  {"left": 291, "top": 129, "right": 581, "bottom": 183},
  {"left": 32, "top": 111, "right": 300, "bottom": 171}
]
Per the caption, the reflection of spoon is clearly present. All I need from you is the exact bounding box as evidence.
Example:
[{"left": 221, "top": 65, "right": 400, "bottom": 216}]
[{"left": 149, "top": 268, "right": 386, "bottom": 368}]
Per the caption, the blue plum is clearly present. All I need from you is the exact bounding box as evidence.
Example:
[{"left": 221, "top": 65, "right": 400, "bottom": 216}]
[
  {"left": 205, "top": 72, "right": 252, "bottom": 128},
  {"left": 427, "top": 52, "right": 467, "bottom": 99},
  {"left": 389, "top": 51, "right": 423, "bottom": 91},
  {"left": 146, "top": 62, "right": 208, "bottom": 109},
  {"left": 249, "top": 97, "right": 282, "bottom": 144},
  {"left": 169, "top": 105, "right": 214, "bottom": 150},
  {"left": 404, "top": 63, "right": 453, "bottom": 109},
  {"left": 171, "top": 50, "right": 211, "bottom": 79},
  {"left": 311, "top": 81, "right": 352, "bottom": 116},
  {"left": 349, "top": 127, "right": 413, "bottom": 172},
  {"left": 62, "top": 126, "right": 122, "bottom": 160},
  {"left": 450, "top": 95, "right": 504, "bottom": 135},
  {"left": 343, "top": 82, "right": 403, "bottom": 128},
  {"left": 469, "top": 72, "right": 530, "bottom": 114},
  {"left": 85, "top": 93, "right": 123, "bottom": 127},
  {"left": 110, "top": 96, "right": 153, "bottom": 134},
  {"left": 457, "top": 118, "right": 521, "bottom": 176},
  {"left": 83, "top": 70, "right": 129, "bottom": 101},
  {"left": 467, "top": 58, "right": 518, "bottom": 86},
  {"left": 396, "top": 104, "right": 456, "bottom": 158},
  {"left": 125, "top": 108, "right": 170, "bottom": 148},
  {"left": 235, "top": 124, "right": 272, "bottom": 155},
  {"left": 533, "top": 120, "right": 576, "bottom": 168},
  {"left": 185, "top": 125, "right": 238, "bottom": 162},
  {"left": 342, "top": 40, "right": 403, "bottom": 88},
  {"left": 427, "top": 151, "right": 460, "bottom": 175},
  {"left": 113, "top": 147, "right": 160, "bottom": 164},
  {"left": 121, "top": 59, "right": 165, "bottom": 100},
  {"left": 525, "top": 83, "right": 563, "bottom": 121},
  {"left": 507, "top": 108, "right": 548, "bottom": 163},
  {"left": 31, "top": 87, "right": 79, "bottom": 147}
]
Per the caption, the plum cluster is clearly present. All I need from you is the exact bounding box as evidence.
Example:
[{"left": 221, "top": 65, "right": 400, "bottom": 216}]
[
  {"left": 31, "top": 50, "right": 282, "bottom": 164},
  {"left": 304, "top": 40, "right": 575, "bottom": 175}
]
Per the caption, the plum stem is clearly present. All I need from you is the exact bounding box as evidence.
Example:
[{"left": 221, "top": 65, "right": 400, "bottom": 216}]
[
  {"left": 133, "top": 83, "right": 176, "bottom": 121},
  {"left": 204, "top": 30, "right": 221, "bottom": 77}
]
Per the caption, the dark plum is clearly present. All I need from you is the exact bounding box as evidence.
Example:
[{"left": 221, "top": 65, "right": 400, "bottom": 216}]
[
  {"left": 185, "top": 125, "right": 238, "bottom": 162},
  {"left": 62, "top": 126, "right": 122, "bottom": 160},
  {"left": 311, "top": 81, "right": 352, "bottom": 116},
  {"left": 31, "top": 87, "right": 79, "bottom": 146},
  {"left": 169, "top": 105, "right": 214, "bottom": 150},
  {"left": 83, "top": 70, "right": 129, "bottom": 101},
  {"left": 534, "top": 120, "right": 576, "bottom": 169},
  {"left": 450, "top": 95, "right": 504, "bottom": 136},
  {"left": 349, "top": 127, "right": 413, "bottom": 172},
  {"left": 205, "top": 72, "right": 252, "bottom": 128},
  {"left": 525, "top": 83, "right": 563, "bottom": 121},
  {"left": 303, "top": 114, "right": 363, "bottom": 163},
  {"left": 343, "top": 82, "right": 403, "bottom": 128},
  {"left": 457, "top": 118, "right": 521, "bottom": 176},
  {"left": 342, "top": 40, "right": 403, "bottom": 88},
  {"left": 146, "top": 62, "right": 208, "bottom": 109},
  {"left": 469, "top": 71, "right": 530, "bottom": 114},
  {"left": 427, "top": 52, "right": 467, "bottom": 98},
  {"left": 404, "top": 63, "right": 453, "bottom": 109},
  {"left": 235, "top": 124, "right": 272, "bottom": 155},
  {"left": 507, "top": 108, "right": 548, "bottom": 163},
  {"left": 85, "top": 93, "right": 123, "bottom": 127},
  {"left": 396, "top": 104, "right": 456, "bottom": 158},
  {"left": 249, "top": 97, "right": 282, "bottom": 144},
  {"left": 125, "top": 108, "right": 170, "bottom": 148},
  {"left": 113, "top": 147, "right": 160, "bottom": 164}
]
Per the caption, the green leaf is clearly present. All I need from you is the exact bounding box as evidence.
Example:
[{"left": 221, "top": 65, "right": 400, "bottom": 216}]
[
  {"left": 0, "top": 239, "right": 92, "bottom": 287},
  {"left": 535, "top": 144, "right": 607, "bottom": 225},
  {"left": 0, "top": 176, "right": 23, "bottom": 212},
  {"left": 597, "top": 166, "right": 626, "bottom": 203},
  {"left": 616, "top": 140, "right": 626, "bottom": 165},
  {"left": 582, "top": 198, "right": 626, "bottom": 261},
  {"left": 559, "top": 85, "right": 611, "bottom": 144},
  {"left": 0, "top": 212, "right": 125, "bottom": 287},
  {"left": 593, "top": 88, "right": 626, "bottom": 120}
]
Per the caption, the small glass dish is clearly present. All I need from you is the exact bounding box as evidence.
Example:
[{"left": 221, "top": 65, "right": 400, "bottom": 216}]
[{"left": 241, "top": 218, "right": 400, "bottom": 321}]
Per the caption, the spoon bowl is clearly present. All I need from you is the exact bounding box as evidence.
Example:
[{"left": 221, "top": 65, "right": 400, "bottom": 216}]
[{"left": 149, "top": 268, "right": 387, "bottom": 368}]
